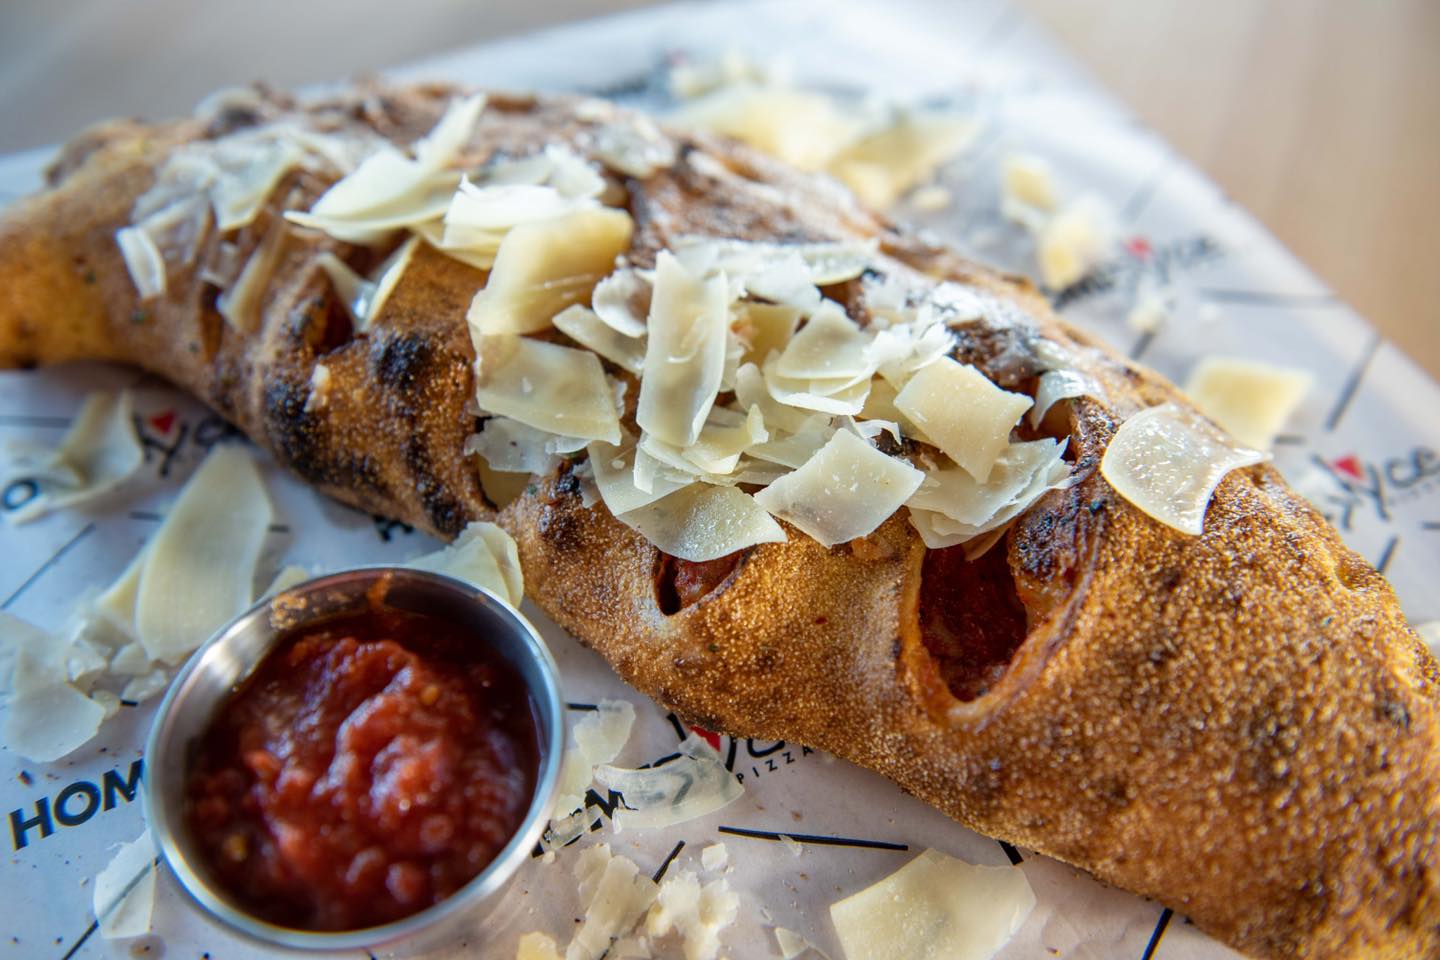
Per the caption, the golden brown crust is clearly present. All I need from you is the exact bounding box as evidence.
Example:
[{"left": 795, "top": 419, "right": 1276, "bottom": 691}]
[{"left": 1, "top": 84, "right": 1437, "bottom": 960}]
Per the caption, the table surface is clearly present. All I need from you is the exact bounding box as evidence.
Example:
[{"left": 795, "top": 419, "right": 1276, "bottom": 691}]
[{"left": 1, "top": 0, "right": 1435, "bottom": 378}]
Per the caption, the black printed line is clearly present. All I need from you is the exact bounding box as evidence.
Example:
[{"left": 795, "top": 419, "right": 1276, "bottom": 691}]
[
  {"left": 717, "top": 826, "right": 909, "bottom": 851},
  {"left": 567, "top": 702, "right": 600, "bottom": 711},
  {"left": 62, "top": 858, "right": 155, "bottom": 959},
  {"left": 1422, "top": 522, "right": 1440, "bottom": 531},
  {"left": 1375, "top": 535, "right": 1400, "bottom": 576},
  {"left": 1129, "top": 330, "right": 1157, "bottom": 362},
  {"left": 127, "top": 510, "right": 289, "bottom": 533},
  {"left": 1140, "top": 907, "right": 1173, "bottom": 960},
  {"left": 0, "top": 414, "right": 72, "bottom": 428},
  {"left": 57, "top": 921, "right": 97, "bottom": 960},
  {"left": 1273, "top": 434, "right": 1308, "bottom": 446},
  {"left": 1324, "top": 333, "right": 1382, "bottom": 432},
  {"left": 2, "top": 522, "right": 95, "bottom": 610},
  {"left": 1198, "top": 289, "right": 1341, "bottom": 309},
  {"left": 652, "top": 840, "right": 686, "bottom": 883},
  {"left": 1122, "top": 158, "right": 1174, "bottom": 222},
  {"left": 998, "top": 840, "right": 1023, "bottom": 865}
]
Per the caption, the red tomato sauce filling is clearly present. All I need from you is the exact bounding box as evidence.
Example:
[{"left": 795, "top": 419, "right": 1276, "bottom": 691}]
[{"left": 184, "top": 609, "right": 539, "bottom": 931}]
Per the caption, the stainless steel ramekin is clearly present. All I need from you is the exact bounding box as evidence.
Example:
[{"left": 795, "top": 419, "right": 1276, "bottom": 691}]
[{"left": 143, "top": 567, "right": 564, "bottom": 954}]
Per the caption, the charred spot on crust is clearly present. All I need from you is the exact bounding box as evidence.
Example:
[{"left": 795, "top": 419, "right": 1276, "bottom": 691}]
[
  {"left": 372, "top": 330, "right": 436, "bottom": 391},
  {"left": 538, "top": 505, "right": 583, "bottom": 552},
  {"left": 918, "top": 544, "right": 1030, "bottom": 702},
  {"left": 655, "top": 551, "right": 747, "bottom": 615}
]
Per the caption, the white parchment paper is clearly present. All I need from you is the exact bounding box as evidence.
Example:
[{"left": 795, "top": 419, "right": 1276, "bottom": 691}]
[{"left": 3, "top": 2, "right": 1435, "bottom": 957}]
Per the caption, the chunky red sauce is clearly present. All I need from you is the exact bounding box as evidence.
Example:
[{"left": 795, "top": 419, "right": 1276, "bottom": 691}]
[{"left": 184, "top": 609, "right": 539, "bottom": 931}]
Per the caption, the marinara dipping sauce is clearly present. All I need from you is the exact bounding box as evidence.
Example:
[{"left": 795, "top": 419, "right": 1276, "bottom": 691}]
[{"left": 183, "top": 607, "right": 540, "bottom": 931}]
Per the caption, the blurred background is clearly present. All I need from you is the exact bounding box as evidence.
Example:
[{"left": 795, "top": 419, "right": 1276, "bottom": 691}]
[{"left": 1, "top": 0, "right": 1435, "bottom": 377}]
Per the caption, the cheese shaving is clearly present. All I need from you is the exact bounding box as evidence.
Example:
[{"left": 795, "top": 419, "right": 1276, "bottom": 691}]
[
  {"left": 467, "top": 416, "right": 586, "bottom": 475},
  {"left": 318, "top": 235, "right": 418, "bottom": 333},
  {"left": 773, "top": 927, "right": 822, "bottom": 959},
  {"left": 1037, "top": 193, "right": 1116, "bottom": 290},
  {"left": 895, "top": 358, "right": 1031, "bottom": 481},
  {"left": 568, "top": 845, "right": 659, "bottom": 960},
  {"left": 1101, "top": 402, "right": 1267, "bottom": 535},
  {"left": 763, "top": 353, "right": 871, "bottom": 417},
  {"left": 93, "top": 830, "right": 156, "bottom": 940},
  {"left": 754, "top": 430, "right": 922, "bottom": 547},
  {"left": 616, "top": 483, "right": 785, "bottom": 562},
  {"left": 827, "top": 111, "right": 977, "bottom": 210},
  {"left": 2, "top": 660, "right": 106, "bottom": 762},
  {"left": 554, "top": 305, "right": 647, "bottom": 375},
  {"left": 589, "top": 431, "right": 688, "bottom": 516},
  {"left": 1000, "top": 153, "right": 1056, "bottom": 228},
  {"left": 592, "top": 268, "right": 653, "bottom": 338},
  {"left": 643, "top": 868, "right": 740, "bottom": 960},
  {"left": 115, "top": 226, "right": 167, "bottom": 300},
  {"left": 217, "top": 221, "right": 288, "bottom": 333},
  {"left": 700, "top": 844, "right": 729, "bottom": 872},
  {"left": 1184, "top": 356, "right": 1312, "bottom": 450},
  {"left": 636, "top": 252, "right": 731, "bottom": 447},
  {"left": 907, "top": 439, "right": 1071, "bottom": 549},
  {"left": 406, "top": 521, "right": 525, "bottom": 608},
  {"left": 829, "top": 849, "right": 1035, "bottom": 960},
  {"left": 734, "top": 301, "right": 801, "bottom": 366},
  {"left": 776, "top": 302, "right": 874, "bottom": 383},
  {"left": 1029, "top": 369, "right": 1101, "bottom": 428},
  {"left": 551, "top": 699, "right": 637, "bottom": 822},
  {"left": 592, "top": 115, "right": 678, "bottom": 178},
  {"left": 594, "top": 735, "right": 743, "bottom": 832},
  {"left": 673, "top": 83, "right": 861, "bottom": 172},
  {"left": 672, "top": 237, "right": 876, "bottom": 288},
  {"left": 135, "top": 445, "right": 272, "bottom": 664},
  {"left": 467, "top": 207, "right": 634, "bottom": 336},
  {"left": 474, "top": 336, "right": 622, "bottom": 443},
  {"left": 517, "top": 932, "right": 564, "bottom": 960},
  {"left": 5, "top": 390, "right": 143, "bottom": 524}
]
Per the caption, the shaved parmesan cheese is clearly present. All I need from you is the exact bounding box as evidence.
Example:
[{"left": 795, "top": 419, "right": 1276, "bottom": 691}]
[
  {"left": 406, "top": 521, "right": 525, "bottom": 608},
  {"left": 747, "top": 423, "right": 834, "bottom": 470},
  {"left": 467, "top": 416, "right": 583, "bottom": 475},
  {"left": 672, "top": 405, "right": 768, "bottom": 475},
  {"left": 1184, "top": 356, "right": 1312, "bottom": 450},
  {"left": 895, "top": 358, "right": 1031, "bottom": 482},
  {"left": 643, "top": 869, "right": 740, "bottom": 960},
  {"left": 616, "top": 484, "right": 785, "bottom": 562},
  {"left": 286, "top": 95, "right": 482, "bottom": 244},
  {"left": 593, "top": 115, "right": 677, "bottom": 178},
  {"left": 909, "top": 184, "right": 951, "bottom": 212},
  {"left": 594, "top": 735, "right": 743, "bottom": 831},
  {"left": 552, "top": 700, "right": 637, "bottom": 819},
  {"left": 636, "top": 252, "right": 732, "bottom": 447},
  {"left": 669, "top": 48, "right": 785, "bottom": 99},
  {"left": 318, "top": 235, "right": 418, "bottom": 333},
  {"left": 304, "top": 363, "right": 332, "bottom": 414},
  {"left": 763, "top": 353, "right": 871, "bottom": 417},
  {"left": 774, "top": 927, "right": 821, "bottom": 960},
  {"left": 734, "top": 301, "right": 801, "bottom": 367},
  {"left": 568, "top": 845, "right": 659, "bottom": 960},
  {"left": 753, "top": 430, "right": 921, "bottom": 547},
  {"left": 474, "top": 336, "right": 622, "bottom": 443},
  {"left": 554, "top": 304, "right": 646, "bottom": 374},
  {"left": 1101, "top": 402, "right": 1267, "bottom": 535},
  {"left": 467, "top": 207, "right": 633, "bottom": 336},
  {"left": 6, "top": 390, "right": 143, "bottom": 524},
  {"left": 776, "top": 302, "right": 874, "bottom": 382},
  {"left": 1037, "top": 194, "right": 1115, "bottom": 291},
  {"left": 827, "top": 112, "right": 977, "bottom": 210},
  {"left": 1029, "top": 369, "right": 1100, "bottom": 428},
  {"left": 829, "top": 849, "right": 1035, "bottom": 960},
  {"left": 135, "top": 445, "right": 272, "bottom": 664},
  {"left": 119, "top": 668, "right": 170, "bottom": 704},
  {"left": 115, "top": 226, "right": 167, "bottom": 300},
  {"left": 700, "top": 844, "right": 729, "bottom": 872},
  {"left": 589, "top": 431, "right": 687, "bottom": 516},
  {"left": 673, "top": 237, "right": 876, "bottom": 288},
  {"left": 3, "top": 670, "right": 106, "bottom": 762},
  {"left": 94, "top": 830, "right": 156, "bottom": 940},
  {"left": 94, "top": 550, "right": 144, "bottom": 638},
  {"left": 1000, "top": 153, "right": 1056, "bottom": 227},
  {"left": 673, "top": 83, "right": 861, "bottom": 172},
  {"left": 217, "top": 221, "right": 288, "bottom": 333},
  {"left": 734, "top": 362, "right": 818, "bottom": 434},
  {"left": 592, "top": 268, "right": 652, "bottom": 338},
  {"left": 517, "top": 932, "right": 565, "bottom": 960},
  {"left": 1126, "top": 280, "right": 1173, "bottom": 335},
  {"left": 907, "top": 439, "right": 1071, "bottom": 548}
]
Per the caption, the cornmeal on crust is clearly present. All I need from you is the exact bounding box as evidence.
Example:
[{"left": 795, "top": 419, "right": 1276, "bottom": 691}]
[{"left": 1, "top": 84, "right": 1437, "bottom": 960}]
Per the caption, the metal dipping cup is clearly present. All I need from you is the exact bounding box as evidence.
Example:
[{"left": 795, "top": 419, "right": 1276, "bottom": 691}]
[{"left": 143, "top": 567, "right": 564, "bottom": 954}]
